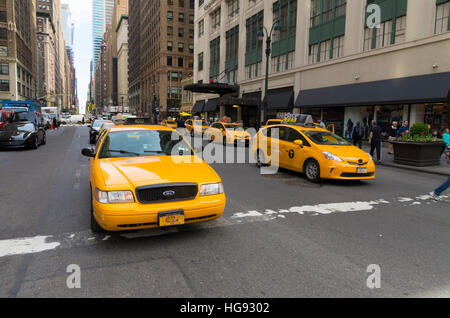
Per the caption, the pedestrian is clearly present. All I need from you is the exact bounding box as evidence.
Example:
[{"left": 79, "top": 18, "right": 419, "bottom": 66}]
[
  {"left": 429, "top": 149, "right": 450, "bottom": 201},
  {"left": 443, "top": 128, "right": 450, "bottom": 147},
  {"left": 344, "top": 123, "right": 352, "bottom": 142},
  {"left": 387, "top": 121, "right": 398, "bottom": 155},
  {"left": 52, "top": 116, "right": 57, "bottom": 130},
  {"left": 431, "top": 129, "right": 439, "bottom": 138},
  {"left": 369, "top": 120, "right": 382, "bottom": 163},
  {"left": 352, "top": 121, "right": 364, "bottom": 149},
  {"left": 82, "top": 116, "right": 85, "bottom": 125},
  {"left": 318, "top": 119, "right": 326, "bottom": 129},
  {"left": 347, "top": 118, "right": 354, "bottom": 132},
  {"left": 396, "top": 120, "right": 409, "bottom": 137}
]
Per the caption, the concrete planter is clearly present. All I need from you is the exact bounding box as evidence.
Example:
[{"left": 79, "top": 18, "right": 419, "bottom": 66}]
[{"left": 393, "top": 141, "right": 446, "bottom": 167}]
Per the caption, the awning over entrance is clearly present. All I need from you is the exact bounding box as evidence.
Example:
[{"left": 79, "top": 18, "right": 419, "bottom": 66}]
[
  {"left": 266, "top": 90, "right": 294, "bottom": 110},
  {"left": 295, "top": 72, "right": 450, "bottom": 108},
  {"left": 184, "top": 83, "right": 239, "bottom": 96},
  {"left": 204, "top": 98, "right": 219, "bottom": 112},
  {"left": 192, "top": 100, "right": 205, "bottom": 113}
]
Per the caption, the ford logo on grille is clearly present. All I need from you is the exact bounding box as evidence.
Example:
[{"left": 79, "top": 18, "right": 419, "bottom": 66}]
[{"left": 162, "top": 190, "right": 175, "bottom": 197}]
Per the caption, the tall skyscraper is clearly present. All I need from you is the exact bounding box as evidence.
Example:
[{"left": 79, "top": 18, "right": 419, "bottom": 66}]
[
  {"left": 60, "top": 3, "right": 73, "bottom": 47},
  {"left": 92, "top": 0, "right": 114, "bottom": 72}
]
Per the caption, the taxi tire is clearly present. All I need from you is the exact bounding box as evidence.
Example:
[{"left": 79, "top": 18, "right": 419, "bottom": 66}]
[
  {"left": 91, "top": 190, "right": 105, "bottom": 233},
  {"left": 304, "top": 159, "right": 321, "bottom": 182},
  {"left": 41, "top": 133, "right": 46, "bottom": 145}
]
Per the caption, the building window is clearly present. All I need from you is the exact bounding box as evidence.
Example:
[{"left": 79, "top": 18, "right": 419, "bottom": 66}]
[
  {"left": 209, "top": 37, "right": 220, "bottom": 79},
  {"left": 228, "top": 0, "right": 239, "bottom": 18},
  {"left": 271, "top": 51, "right": 294, "bottom": 73},
  {"left": 167, "top": 41, "right": 173, "bottom": 51},
  {"left": 435, "top": 0, "right": 450, "bottom": 34},
  {"left": 211, "top": 8, "right": 221, "bottom": 30},
  {"left": 198, "top": 19, "right": 205, "bottom": 37},
  {"left": 308, "top": 43, "right": 318, "bottom": 64},
  {"left": 179, "top": 13, "right": 184, "bottom": 23},
  {"left": 168, "top": 11, "right": 173, "bottom": 22},
  {"left": 0, "top": 28, "right": 7, "bottom": 40},
  {"left": 198, "top": 52, "right": 204, "bottom": 71},
  {"left": 178, "top": 42, "right": 184, "bottom": 52},
  {"left": 168, "top": 26, "right": 173, "bottom": 36},
  {"left": 0, "top": 80, "right": 9, "bottom": 91},
  {"left": 332, "top": 35, "right": 344, "bottom": 59},
  {"left": 0, "top": 63, "right": 8, "bottom": 75}
]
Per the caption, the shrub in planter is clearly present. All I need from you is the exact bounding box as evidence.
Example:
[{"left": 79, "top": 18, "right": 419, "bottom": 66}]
[{"left": 393, "top": 123, "right": 446, "bottom": 167}]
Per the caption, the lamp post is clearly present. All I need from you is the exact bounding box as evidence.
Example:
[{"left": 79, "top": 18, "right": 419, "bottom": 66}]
[{"left": 257, "top": 20, "right": 281, "bottom": 129}]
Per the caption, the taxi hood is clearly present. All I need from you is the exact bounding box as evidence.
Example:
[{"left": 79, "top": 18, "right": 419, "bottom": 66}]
[
  {"left": 319, "top": 145, "right": 372, "bottom": 162},
  {"left": 98, "top": 156, "right": 220, "bottom": 188}
]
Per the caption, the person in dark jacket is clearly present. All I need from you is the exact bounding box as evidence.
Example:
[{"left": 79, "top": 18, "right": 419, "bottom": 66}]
[
  {"left": 369, "top": 120, "right": 382, "bottom": 163},
  {"left": 387, "top": 121, "right": 398, "bottom": 154},
  {"left": 352, "top": 122, "right": 364, "bottom": 149}
]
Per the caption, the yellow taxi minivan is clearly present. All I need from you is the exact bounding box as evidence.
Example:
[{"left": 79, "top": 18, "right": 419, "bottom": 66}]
[
  {"left": 185, "top": 119, "right": 209, "bottom": 137},
  {"left": 251, "top": 115, "right": 375, "bottom": 182},
  {"left": 81, "top": 124, "right": 226, "bottom": 232},
  {"left": 205, "top": 122, "right": 251, "bottom": 146},
  {"left": 161, "top": 119, "right": 178, "bottom": 129}
]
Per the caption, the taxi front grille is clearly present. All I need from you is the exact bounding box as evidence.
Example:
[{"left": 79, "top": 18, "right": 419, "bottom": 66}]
[{"left": 136, "top": 183, "right": 198, "bottom": 203}]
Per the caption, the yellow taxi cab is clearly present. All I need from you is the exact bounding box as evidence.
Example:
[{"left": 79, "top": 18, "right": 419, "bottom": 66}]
[
  {"left": 205, "top": 122, "right": 251, "bottom": 146},
  {"left": 161, "top": 119, "right": 178, "bottom": 129},
  {"left": 262, "top": 119, "right": 282, "bottom": 128},
  {"left": 81, "top": 124, "right": 226, "bottom": 232},
  {"left": 251, "top": 114, "right": 375, "bottom": 182},
  {"left": 185, "top": 119, "right": 209, "bottom": 137}
]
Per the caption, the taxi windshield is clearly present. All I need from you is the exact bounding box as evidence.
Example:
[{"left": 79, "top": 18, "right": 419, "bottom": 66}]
[
  {"left": 98, "top": 130, "right": 193, "bottom": 158},
  {"left": 223, "top": 123, "right": 240, "bottom": 128},
  {"left": 303, "top": 130, "right": 350, "bottom": 146},
  {"left": 193, "top": 120, "right": 208, "bottom": 126}
]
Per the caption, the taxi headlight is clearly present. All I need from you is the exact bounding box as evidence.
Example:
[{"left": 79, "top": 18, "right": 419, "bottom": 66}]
[
  {"left": 321, "top": 151, "right": 343, "bottom": 162},
  {"left": 199, "top": 183, "right": 224, "bottom": 196},
  {"left": 95, "top": 189, "right": 135, "bottom": 203}
]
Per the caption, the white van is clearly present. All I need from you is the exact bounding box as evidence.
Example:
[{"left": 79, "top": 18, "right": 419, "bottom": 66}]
[{"left": 70, "top": 115, "right": 84, "bottom": 124}]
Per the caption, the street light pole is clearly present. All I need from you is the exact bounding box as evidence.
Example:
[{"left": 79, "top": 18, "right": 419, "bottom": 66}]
[{"left": 258, "top": 21, "right": 280, "bottom": 130}]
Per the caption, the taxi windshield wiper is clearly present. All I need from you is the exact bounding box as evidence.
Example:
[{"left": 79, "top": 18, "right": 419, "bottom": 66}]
[
  {"left": 109, "top": 149, "right": 141, "bottom": 156},
  {"left": 143, "top": 150, "right": 170, "bottom": 155}
]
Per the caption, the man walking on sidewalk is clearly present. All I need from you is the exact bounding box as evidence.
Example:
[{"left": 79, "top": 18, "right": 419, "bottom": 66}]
[{"left": 369, "top": 120, "right": 382, "bottom": 163}]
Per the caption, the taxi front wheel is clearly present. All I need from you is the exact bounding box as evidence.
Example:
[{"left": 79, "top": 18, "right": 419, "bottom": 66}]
[{"left": 304, "top": 159, "right": 321, "bottom": 182}]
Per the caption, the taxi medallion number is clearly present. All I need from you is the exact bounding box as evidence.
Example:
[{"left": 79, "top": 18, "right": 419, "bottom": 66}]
[{"left": 158, "top": 210, "right": 185, "bottom": 227}]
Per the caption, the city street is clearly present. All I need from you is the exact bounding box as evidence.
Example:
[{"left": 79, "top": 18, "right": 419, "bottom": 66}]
[{"left": 0, "top": 125, "right": 449, "bottom": 298}]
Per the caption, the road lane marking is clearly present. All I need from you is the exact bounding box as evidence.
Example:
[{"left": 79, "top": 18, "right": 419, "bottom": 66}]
[
  {"left": 0, "top": 236, "right": 60, "bottom": 258},
  {"left": 0, "top": 194, "right": 447, "bottom": 259}
]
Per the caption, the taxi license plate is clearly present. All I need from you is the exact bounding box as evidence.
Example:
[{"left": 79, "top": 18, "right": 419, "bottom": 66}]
[
  {"left": 158, "top": 210, "right": 185, "bottom": 227},
  {"left": 357, "top": 167, "right": 367, "bottom": 174}
]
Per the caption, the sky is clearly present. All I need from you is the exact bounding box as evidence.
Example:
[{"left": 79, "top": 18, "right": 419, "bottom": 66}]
[{"left": 61, "top": 0, "right": 93, "bottom": 114}]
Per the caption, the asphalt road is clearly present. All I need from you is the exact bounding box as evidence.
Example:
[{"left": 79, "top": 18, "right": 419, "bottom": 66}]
[{"left": 0, "top": 125, "right": 449, "bottom": 298}]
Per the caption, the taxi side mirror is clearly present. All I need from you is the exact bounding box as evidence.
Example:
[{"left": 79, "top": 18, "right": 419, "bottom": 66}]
[
  {"left": 81, "top": 148, "right": 95, "bottom": 157},
  {"left": 294, "top": 140, "right": 303, "bottom": 147},
  {"left": 87, "top": 125, "right": 91, "bottom": 128}
]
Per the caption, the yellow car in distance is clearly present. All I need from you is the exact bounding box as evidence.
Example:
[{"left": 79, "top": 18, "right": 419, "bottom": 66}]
[
  {"left": 251, "top": 117, "right": 375, "bottom": 182},
  {"left": 206, "top": 122, "right": 251, "bottom": 146},
  {"left": 81, "top": 125, "right": 226, "bottom": 232},
  {"left": 185, "top": 119, "right": 209, "bottom": 137},
  {"left": 161, "top": 120, "right": 178, "bottom": 129}
]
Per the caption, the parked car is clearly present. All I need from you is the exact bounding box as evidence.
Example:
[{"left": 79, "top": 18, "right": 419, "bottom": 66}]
[
  {"left": 42, "top": 113, "right": 51, "bottom": 129},
  {"left": 0, "top": 121, "right": 46, "bottom": 149}
]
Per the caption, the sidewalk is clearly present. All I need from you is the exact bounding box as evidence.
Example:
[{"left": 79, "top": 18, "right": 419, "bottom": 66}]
[{"left": 361, "top": 142, "right": 449, "bottom": 177}]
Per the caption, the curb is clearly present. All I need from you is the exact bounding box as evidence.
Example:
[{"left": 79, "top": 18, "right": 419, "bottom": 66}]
[{"left": 378, "top": 162, "right": 449, "bottom": 177}]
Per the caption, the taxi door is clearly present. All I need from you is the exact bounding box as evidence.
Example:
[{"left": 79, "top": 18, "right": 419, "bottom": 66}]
[
  {"left": 281, "top": 127, "right": 310, "bottom": 172},
  {"left": 266, "top": 126, "right": 285, "bottom": 168}
]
